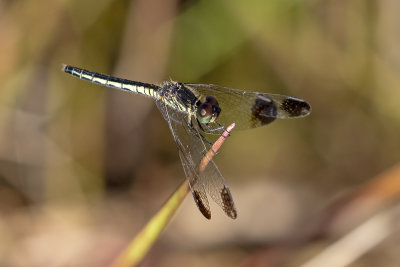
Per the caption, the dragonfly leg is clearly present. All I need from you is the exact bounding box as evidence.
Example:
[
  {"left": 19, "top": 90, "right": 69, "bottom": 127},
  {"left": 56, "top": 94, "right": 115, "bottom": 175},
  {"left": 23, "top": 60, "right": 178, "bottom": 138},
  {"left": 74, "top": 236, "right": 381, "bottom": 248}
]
[
  {"left": 197, "top": 120, "right": 226, "bottom": 136},
  {"left": 204, "top": 121, "right": 225, "bottom": 133},
  {"left": 188, "top": 118, "right": 213, "bottom": 147}
]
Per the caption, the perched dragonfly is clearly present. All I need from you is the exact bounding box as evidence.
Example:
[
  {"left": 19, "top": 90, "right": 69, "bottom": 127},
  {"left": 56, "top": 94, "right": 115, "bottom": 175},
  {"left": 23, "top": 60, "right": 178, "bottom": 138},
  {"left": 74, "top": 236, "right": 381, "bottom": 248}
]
[{"left": 62, "top": 65, "right": 311, "bottom": 219}]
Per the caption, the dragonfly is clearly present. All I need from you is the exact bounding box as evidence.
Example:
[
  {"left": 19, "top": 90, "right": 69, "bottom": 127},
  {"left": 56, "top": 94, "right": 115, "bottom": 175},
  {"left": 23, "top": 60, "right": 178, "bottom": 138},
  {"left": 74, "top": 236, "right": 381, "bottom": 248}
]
[{"left": 62, "top": 65, "right": 311, "bottom": 219}]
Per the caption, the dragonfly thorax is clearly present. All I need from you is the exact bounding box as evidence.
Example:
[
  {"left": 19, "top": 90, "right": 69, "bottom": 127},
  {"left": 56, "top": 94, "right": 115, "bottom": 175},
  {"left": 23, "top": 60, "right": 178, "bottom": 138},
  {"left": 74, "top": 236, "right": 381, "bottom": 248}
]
[
  {"left": 159, "top": 81, "right": 199, "bottom": 114},
  {"left": 160, "top": 82, "right": 222, "bottom": 124}
]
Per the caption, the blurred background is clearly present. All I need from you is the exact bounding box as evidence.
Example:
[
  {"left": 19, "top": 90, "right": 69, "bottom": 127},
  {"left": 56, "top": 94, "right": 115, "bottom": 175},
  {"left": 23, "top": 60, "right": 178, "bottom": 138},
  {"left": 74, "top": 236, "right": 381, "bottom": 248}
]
[{"left": 1, "top": 0, "right": 400, "bottom": 266}]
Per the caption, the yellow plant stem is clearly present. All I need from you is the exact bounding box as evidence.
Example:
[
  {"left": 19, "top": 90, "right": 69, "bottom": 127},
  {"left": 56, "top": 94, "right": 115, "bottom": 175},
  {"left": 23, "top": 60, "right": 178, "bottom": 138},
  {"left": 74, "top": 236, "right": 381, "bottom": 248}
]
[{"left": 112, "top": 180, "right": 190, "bottom": 267}]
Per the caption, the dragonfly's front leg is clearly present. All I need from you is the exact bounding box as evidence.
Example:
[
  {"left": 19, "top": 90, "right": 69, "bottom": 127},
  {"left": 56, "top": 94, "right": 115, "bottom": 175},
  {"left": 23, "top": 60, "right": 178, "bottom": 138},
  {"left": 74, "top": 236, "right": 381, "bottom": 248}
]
[
  {"left": 187, "top": 117, "right": 213, "bottom": 147},
  {"left": 196, "top": 119, "right": 226, "bottom": 136},
  {"left": 203, "top": 121, "right": 226, "bottom": 133}
]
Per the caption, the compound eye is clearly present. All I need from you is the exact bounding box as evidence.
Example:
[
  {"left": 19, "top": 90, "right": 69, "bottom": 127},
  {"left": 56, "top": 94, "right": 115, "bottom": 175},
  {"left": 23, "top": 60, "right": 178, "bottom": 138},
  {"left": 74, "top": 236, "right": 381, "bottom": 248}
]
[
  {"left": 199, "top": 103, "right": 212, "bottom": 118},
  {"left": 212, "top": 105, "right": 220, "bottom": 114},
  {"left": 197, "top": 96, "right": 221, "bottom": 124},
  {"left": 205, "top": 96, "right": 221, "bottom": 116},
  {"left": 205, "top": 96, "right": 219, "bottom": 106},
  {"left": 197, "top": 103, "right": 213, "bottom": 123}
]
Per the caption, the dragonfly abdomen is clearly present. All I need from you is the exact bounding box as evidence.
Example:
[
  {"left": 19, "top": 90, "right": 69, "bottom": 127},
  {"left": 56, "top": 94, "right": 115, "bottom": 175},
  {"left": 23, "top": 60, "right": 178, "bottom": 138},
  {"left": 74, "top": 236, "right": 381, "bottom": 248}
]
[{"left": 62, "top": 65, "right": 161, "bottom": 99}]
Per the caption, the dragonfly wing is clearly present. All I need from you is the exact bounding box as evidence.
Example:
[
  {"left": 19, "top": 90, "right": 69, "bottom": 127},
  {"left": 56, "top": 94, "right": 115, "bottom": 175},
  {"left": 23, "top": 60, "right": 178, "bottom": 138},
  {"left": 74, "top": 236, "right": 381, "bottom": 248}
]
[
  {"left": 155, "top": 100, "right": 237, "bottom": 219},
  {"left": 186, "top": 83, "right": 311, "bottom": 130},
  {"left": 178, "top": 149, "right": 211, "bottom": 219}
]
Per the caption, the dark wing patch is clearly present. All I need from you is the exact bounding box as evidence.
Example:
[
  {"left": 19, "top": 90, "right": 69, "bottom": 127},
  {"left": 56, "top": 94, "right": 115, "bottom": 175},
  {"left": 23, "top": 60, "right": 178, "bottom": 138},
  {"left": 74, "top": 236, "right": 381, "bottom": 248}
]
[
  {"left": 221, "top": 187, "right": 237, "bottom": 219},
  {"left": 280, "top": 97, "right": 311, "bottom": 117},
  {"left": 194, "top": 190, "right": 211, "bottom": 219},
  {"left": 251, "top": 95, "right": 277, "bottom": 127}
]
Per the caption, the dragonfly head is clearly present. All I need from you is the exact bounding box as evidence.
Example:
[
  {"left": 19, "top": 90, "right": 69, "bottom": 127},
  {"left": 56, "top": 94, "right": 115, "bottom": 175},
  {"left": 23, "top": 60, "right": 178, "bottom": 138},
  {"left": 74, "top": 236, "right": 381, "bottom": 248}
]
[{"left": 197, "top": 96, "right": 221, "bottom": 124}]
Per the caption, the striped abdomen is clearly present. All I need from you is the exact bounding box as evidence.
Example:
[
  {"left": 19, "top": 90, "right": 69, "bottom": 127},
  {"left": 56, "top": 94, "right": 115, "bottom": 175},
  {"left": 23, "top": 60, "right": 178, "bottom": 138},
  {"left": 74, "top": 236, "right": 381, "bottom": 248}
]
[{"left": 62, "top": 65, "right": 161, "bottom": 99}]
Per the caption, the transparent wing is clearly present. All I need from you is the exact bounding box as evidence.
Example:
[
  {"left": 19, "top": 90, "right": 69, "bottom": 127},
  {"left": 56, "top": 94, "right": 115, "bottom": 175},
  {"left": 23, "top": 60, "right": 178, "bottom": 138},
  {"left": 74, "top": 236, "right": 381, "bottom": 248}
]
[
  {"left": 155, "top": 100, "right": 237, "bottom": 219},
  {"left": 186, "top": 83, "right": 311, "bottom": 130}
]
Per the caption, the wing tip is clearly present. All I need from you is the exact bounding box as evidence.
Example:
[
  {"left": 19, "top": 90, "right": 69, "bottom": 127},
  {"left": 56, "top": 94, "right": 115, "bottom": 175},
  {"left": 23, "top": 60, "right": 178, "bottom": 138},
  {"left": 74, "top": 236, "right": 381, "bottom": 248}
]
[
  {"left": 193, "top": 190, "right": 211, "bottom": 219},
  {"left": 61, "top": 64, "right": 68, "bottom": 72},
  {"left": 221, "top": 187, "right": 237, "bottom": 219}
]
